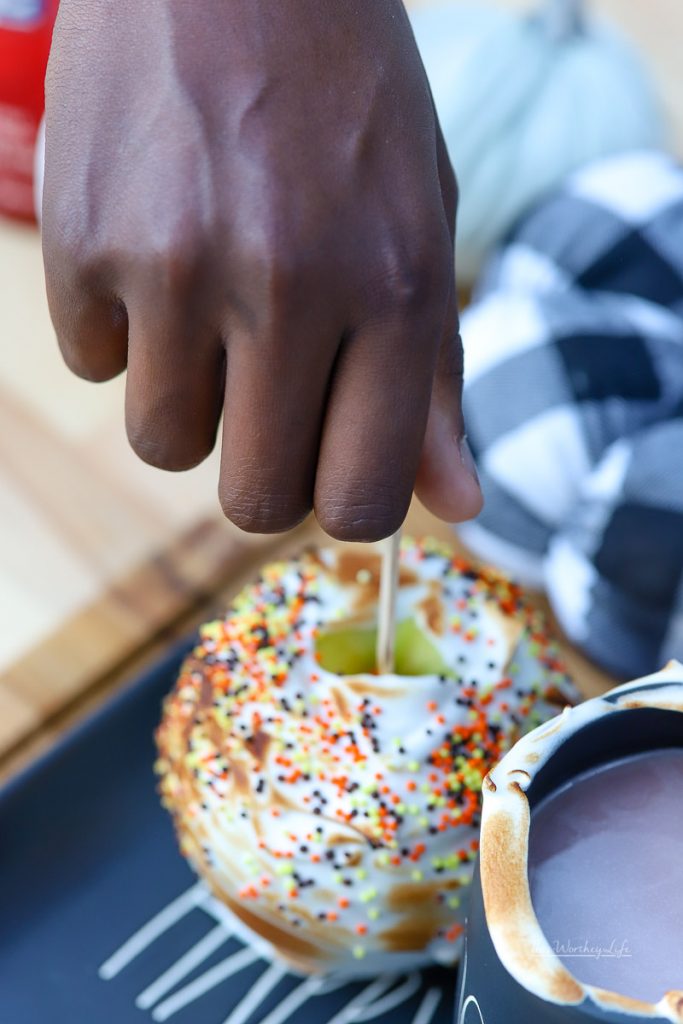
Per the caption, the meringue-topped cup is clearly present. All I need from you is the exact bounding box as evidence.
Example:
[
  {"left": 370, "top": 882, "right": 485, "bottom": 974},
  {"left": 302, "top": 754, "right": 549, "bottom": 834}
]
[
  {"left": 456, "top": 662, "right": 683, "bottom": 1024},
  {"left": 155, "top": 539, "right": 575, "bottom": 978}
]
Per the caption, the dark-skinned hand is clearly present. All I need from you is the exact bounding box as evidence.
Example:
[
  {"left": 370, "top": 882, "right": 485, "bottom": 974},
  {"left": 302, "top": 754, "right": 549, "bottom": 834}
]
[{"left": 42, "top": 0, "right": 482, "bottom": 541}]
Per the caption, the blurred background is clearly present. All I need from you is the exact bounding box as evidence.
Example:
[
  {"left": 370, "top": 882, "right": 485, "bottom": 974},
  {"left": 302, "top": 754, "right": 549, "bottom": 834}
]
[{"left": 1, "top": 0, "right": 682, "bottom": 776}]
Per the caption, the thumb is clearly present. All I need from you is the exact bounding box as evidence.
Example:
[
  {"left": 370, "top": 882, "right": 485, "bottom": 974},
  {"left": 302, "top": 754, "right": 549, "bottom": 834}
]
[
  {"left": 415, "top": 122, "right": 482, "bottom": 523},
  {"left": 414, "top": 288, "right": 482, "bottom": 522}
]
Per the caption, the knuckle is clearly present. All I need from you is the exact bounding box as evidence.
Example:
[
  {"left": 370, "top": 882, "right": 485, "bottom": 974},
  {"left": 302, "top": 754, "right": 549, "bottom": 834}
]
[
  {"left": 49, "top": 290, "right": 128, "bottom": 382},
  {"left": 243, "top": 228, "right": 306, "bottom": 320},
  {"left": 149, "top": 239, "right": 207, "bottom": 299},
  {"left": 127, "top": 424, "right": 207, "bottom": 472},
  {"left": 390, "top": 257, "right": 435, "bottom": 310},
  {"left": 58, "top": 341, "right": 121, "bottom": 383},
  {"left": 127, "top": 430, "right": 169, "bottom": 469},
  {"left": 252, "top": 237, "right": 297, "bottom": 285},
  {"left": 315, "top": 488, "right": 408, "bottom": 544},
  {"left": 219, "top": 483, "right": 310, "bottom": 535},
  {"left": 44, "top": 233, "right": 112, "bottom": 301},
  {"left": 379, "top": 238, "right": 451, "bottom": 316},
  {"left": 42, "top": 227, "right": 85, "bottom": 282},
  {"left": 42, "top": 195, "right": 100, "bottom": 273},
  {"left": 133, "top": 249, "right": 207, "bottom": 308}
]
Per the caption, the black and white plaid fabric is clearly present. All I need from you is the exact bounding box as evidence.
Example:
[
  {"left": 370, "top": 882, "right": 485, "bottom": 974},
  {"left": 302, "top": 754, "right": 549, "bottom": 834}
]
[{"left": 457, "top": 150, "right": 683, "bottom": 678}]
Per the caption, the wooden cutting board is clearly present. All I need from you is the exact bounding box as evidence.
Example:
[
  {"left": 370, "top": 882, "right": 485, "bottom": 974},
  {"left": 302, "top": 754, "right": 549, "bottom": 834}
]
[{"left": 1, "top": 0, "right": 679, "bottom": 768}]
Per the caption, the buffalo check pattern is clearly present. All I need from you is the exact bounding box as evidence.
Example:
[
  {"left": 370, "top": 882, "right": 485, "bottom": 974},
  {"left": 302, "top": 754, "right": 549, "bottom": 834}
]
[{"left": 457, "top": 151, "right": 683, "bottom": 678}]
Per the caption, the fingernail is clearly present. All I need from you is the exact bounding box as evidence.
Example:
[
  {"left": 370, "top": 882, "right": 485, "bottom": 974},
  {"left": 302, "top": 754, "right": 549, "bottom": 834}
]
[{"left": 459, "top": 435, "right": 480, "bottom": 485}]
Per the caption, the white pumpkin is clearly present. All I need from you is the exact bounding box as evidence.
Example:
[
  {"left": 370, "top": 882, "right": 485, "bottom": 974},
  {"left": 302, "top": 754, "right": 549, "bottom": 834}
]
[{"left": 411, "top": 0, "right": 663, "bottom": 284}]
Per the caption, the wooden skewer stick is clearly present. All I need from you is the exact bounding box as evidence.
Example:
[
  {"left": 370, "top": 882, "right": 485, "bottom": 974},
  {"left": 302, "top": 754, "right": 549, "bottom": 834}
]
[{"left": 376, "top": 528, "right": 401, "bottom": 675}]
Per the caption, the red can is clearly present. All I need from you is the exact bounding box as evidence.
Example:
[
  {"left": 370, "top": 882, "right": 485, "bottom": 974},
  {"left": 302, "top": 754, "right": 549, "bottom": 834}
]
[{"left": 0, "top": 0, "right": 59, "bottom": 222}]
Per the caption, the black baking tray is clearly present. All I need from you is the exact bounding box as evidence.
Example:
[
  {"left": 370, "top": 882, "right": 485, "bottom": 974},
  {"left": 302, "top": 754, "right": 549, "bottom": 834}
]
[{"left": 0, "top": 638, "right": 457, "bottom": 1024}]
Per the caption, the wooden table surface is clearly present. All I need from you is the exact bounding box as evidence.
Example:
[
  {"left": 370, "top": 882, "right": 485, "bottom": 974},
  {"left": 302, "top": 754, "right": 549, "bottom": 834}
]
[{"left": 1, "top": 0, "right": 680, "bottom": 780}]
